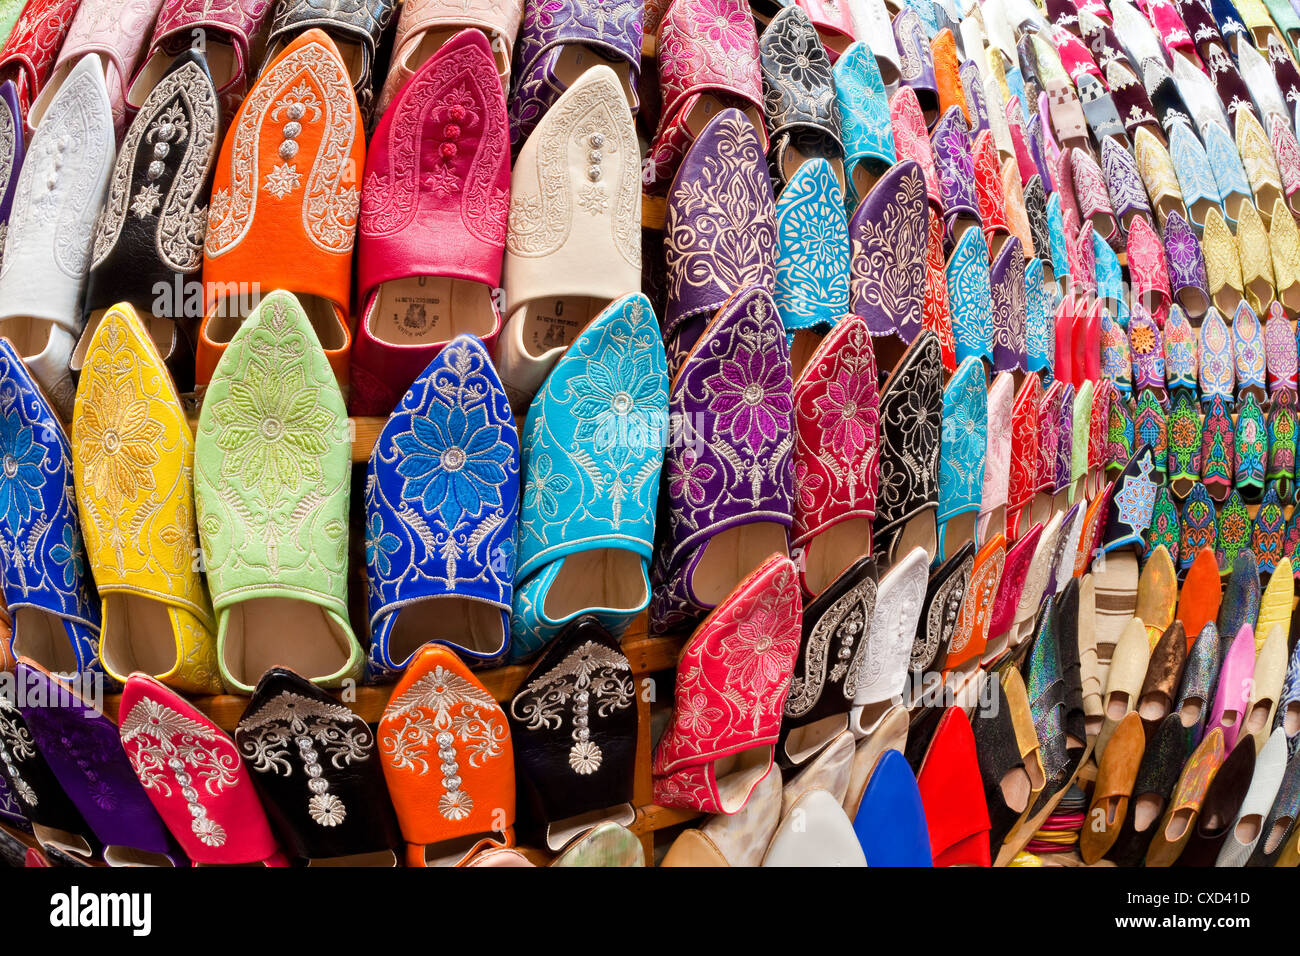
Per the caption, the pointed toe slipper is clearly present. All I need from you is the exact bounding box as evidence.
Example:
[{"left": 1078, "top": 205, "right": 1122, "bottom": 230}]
[{"left": 852, "top": 749, "right": 932, "bottom": 866}]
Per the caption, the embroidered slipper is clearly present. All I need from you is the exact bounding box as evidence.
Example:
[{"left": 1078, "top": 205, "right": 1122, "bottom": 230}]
[
  {"left": 662, "top": 108, "right": 776, "bottom": 376},
  {"left": 1245, "top": 627, "right": 1289, "bottom": 753},
  {"left": 937, "top": 358, "right": 987, "bottom": 562},
  {"left": 785, "top": 316, "right": 878, "bottom": 598},
  {"left": 365, "top": 335, "right": 519, "bottom": 673},
  {"left": 1133, "top": 389, "right": 1168, "bottom": 483},
  {"left": 198, "top": 31, "right": 363, "bottom": 390},
  {"left": 1234, "top": 391, "right": 1268, "bottom": 499},
  {"left": 1200, "top": 394, "right": 1236, "bottom": 501},
  {"left": 1128, "top": 306, "right": 1165, "bottom": 405},
  {"left": 945, "top": 534, "right": 1006, "bottom": 679},
  {"left": 1269, "top": 199, "right": 1300, "bottom": 313},
  {"left": 923, "top": 205, "right": 958, "bottom": 371},
  {"left": 990, "top": 237, "right": 1028, "bottom": 374},
  {"left": 645, "top": 0, "right": 765, "bottom": 192},
  {"left": 194, "top": 290, "right": 362, "bottom": 693},
  {"left": 890, "top": 85, "right": 944, "bottom": 211},
  {"left": 1176, "top": 730, "right": 1257, "bottom": 865},
  {"left": 1144, "top": 725, "right": 1227, "bottom": 865},
  {"left": 1145, "top": 485, "right": 1181, "bottom": 568},
  {"left": 917, "top": 706, "right": 992, "bottom": 866},
  {"left": 513, "top": 293, "right": 667, "bottom": 660},
  {"left": 1236, "top": 203, "right": 1278, "bottom": 316},
  {"left": 795, "top": 0, "right": 857, "bottom": 60},
  {"left": 1105, "top": 389, "right": 1136, "bottom": 472},
  {"left": 1253, "top": 485, "right": 1288, "bottom": 572},
  {"left": 1216, "top": 487, "right": 1254, "bottom": 571},
  {"left": 0, "top": 79, "right": 23, "bottom": 256},
  {"left": 1167, "top": 391, "right": 1204, "bottom": 498},
  {"left": 779, "top": 556, "right": 876, "bottom": 768},
  {"left": 1070, "top": 381, "right": 1094, "bottom": 505},
  {"left": 127, "top": 0, "right": 274, "bottom": 119},
  {"left": 979, "top": 371, "right": 1015, "bottom": 543},
  {"left": 774, "top": 158, "right": 850, "bottom": 346},
  {"left": 0, "top": 55, "right": 113, "bottom": 418},
  {"left": 1030, "top": 380, "right": 1066, "bottom": 527},
  {"left": 932, "top": 105, "right": 983, "bottom": 245},
  {"left": 1216, "top": 727, "right": 1289, "bottom": 865},
  {"left": 0, "top": 341, "right": 100, "bottom": 676},
  {"left": 18, "top": 660, "right": 185, "bottom": 867},
  {"left": 1008, "top": 375, "right": 1043, "bottom": 540},
  {"left": 0, "top": 0, "right": 80, "bottom": 132},
  {"left": 72, "top": 303, "right": 218, "bottom": 694},
  {"left": 233, "top": 668, "right": 401, "bottom": 866},
  {"left": 1199, "top": 310, "right": 1236, "bottom": 407},
  {"left": 847, "top": 0, "right": 902, "bottom": 87},
  {"left": 1162, "top": 212, "right": 1211, "bottom": 321},
  {"left": 762, "top": 786, "right": 866, "bottom": 865},
  {"left": 847, "top": 159, "right": 928, "bottom": 369},
  {"left": 985, "top": 524, "right": 1042, "bottom": 666},
  {"left": 851, "top": 546, "right": 928, "bottom": 736},
  {"left": 759, "top": 5, "right": 845, "bottom": 191},
  {"left": 946, "top": 224, "right": 995, "bottom": 369},
  {"left": 872, "top": 331, "right": 943, "bottom": 564},
  {"left": 972, "top": 677, "right": 1035, "bottom": 855},
  {"left": 1133, "top": 126, "right": 1186, "bottom": 230},
  {"left": 1101, "top": 311, "right": 1132, "bottom": 395},
  {"left": 895, "top": 7, "right": 940, "bottom": 124},
  {"left": 653, "top": 553, "right": 801, "bottom": 814},
  {"left": 77, "top": 50, "right": 217, "bottom": 399},
  {"left": 24, "top": 0, "right": 166, "bottom": 137},
  {"left": 376, "top": 0, "right": 523, "bottom": 117},
  {"left": 851, "top": 748, "right": 932, "bottom": 865},
  {"left": 1082, "top": 709, "right": 1148, "bottom": 863},
  {"left": 1268, "top": 118, "right": 1300, "bottom": 221},
  {"left": 0, "top": 681, "right": 98, "bottom": 856},
  {"left": 1237, "top": 109, "right": 1287, "bottom": 226},
  {"left": 350, "top": 30, "right": 510, "bottom": 416},
  {"left": 378, "top": 644, "right": 515, "bottom": 866},
  {"left": 497, "top": 66, "right": 641, "bottom": 412},
  {"left": 1166, "top": 121, "right": 1222, "bottom": 234},
  {"left": 508, "top": 616, "right": 637, "bottom": 850},
  {"left": 909, "top": 543, "right": 973, "bottom": 702},
  {"left": 650, "top": 286, "right": 792, "bottom": 636},
  {"left": 1206, "top": 122, "right": 1255, "bottom": 227},
  {"left": 834, "top": 42, "right": 897, "bottom": 211}
]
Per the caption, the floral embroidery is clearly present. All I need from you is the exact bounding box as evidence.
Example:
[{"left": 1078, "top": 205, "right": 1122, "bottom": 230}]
[
  {"left": 706, "top": 344, "right": 793, "bottom": 456},
  {"left": 365, "top": 512, "right": 400, "bottom": 577},
  {"left": 939, "top": 359, "right": 987, "bottom": 525},
  {"left": 76, "top": 380, "right": 163, "bottom": 510},
  {"left": 394, "top": 402, "right": 510, "bottom": 527},
  {"left": 875, "top": 332, "right": 942, "bottom": 549},
  {"left": 849, "top": 160, "right": 927, "bottom": 340},
  {"left": 0, "top": 409, "right": 46, "bottom": 529}
]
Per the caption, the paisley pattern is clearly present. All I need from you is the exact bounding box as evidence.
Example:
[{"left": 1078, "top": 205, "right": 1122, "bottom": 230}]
[
  {"left": 873, "top": 332, "right": 942, "bottom": 555},
  {"left": 514, "top": 294, "right": 668, "bottom": 658},
  {"left": 508, "top": 0, "right": 642, "bottom": 150},
  {"left": 652, "top": 287, "right": 793, "bottom": 633},
  {"left": 652, "top": 555, "right": 800, "bottom": 813},
  {"left": 663, "top": 109, "right": 776, "bottom": 348},
  {"left": 366, "top": 336, "right": 519, "bottom": 672},
  {"left": 774, "top": 158, "right": 851, "bottom": 333},
  {"left": 848, "top": 159, "right": 927, "bottom": 341},
  {"left": 947, "top": 224, "right": 994, "bottom": 364}
]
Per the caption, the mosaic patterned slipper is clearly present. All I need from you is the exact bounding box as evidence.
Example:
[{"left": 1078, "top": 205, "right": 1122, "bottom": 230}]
[
  {"left": 1167, "top": 391, "right": 1203, "bottom": 499},
  {"left": 1234, "top": 392, "right": 1268, "bottom": 500},
  {"left": 1267, "top": 395, "right": 1297, "bottom": 500},
  {"left": 1145, "top": 485, "right": 1181, "bottom": 569},
  {"left": 1200, "top": 394, "right": 1237, "bottom": 501},
  {"left": 1216, "top": 488, "right": 1254, "bottom": 573}
]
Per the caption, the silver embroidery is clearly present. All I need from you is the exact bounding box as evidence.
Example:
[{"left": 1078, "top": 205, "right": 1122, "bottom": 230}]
[
  {"left": 237, "top": 689, "right": 369, "bottom": 828},
  {"left": 92, "top": 60, "right": 218, "bottom": 272},
  {"left": 911, "top": 551, "right": 972, "bottom": 672},
  {"left": 0, "top": 694, "right": 36, "bottom": 806},
  {"left": 786, "top": 573, "right": 876, "bottom": 718},
  {"left": 510, "top": 640, "right": 633, "bottom": 775},
  {"left": 120, "top": 697, "right": 240, "bottom": 847}
]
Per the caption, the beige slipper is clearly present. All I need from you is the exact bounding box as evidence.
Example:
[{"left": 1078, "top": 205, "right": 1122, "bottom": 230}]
[
  {"left": 1078, "top": 573, "right": 1104, "bottom": 739},
  {"left": 1096, "top": 617, "right": 1151, "bottom": 760},
  {"left": 781, "top": 729, "right": 856, "bottom": 816},
  {"left": 1246, "top": 626, "right": 1288, "bottom": 753},
  {"left": 1134, "top": 544, "right": 1177, "bottom": 647},
  {"left": 843, "top": 704, "right": 909, "bottom": 818}
]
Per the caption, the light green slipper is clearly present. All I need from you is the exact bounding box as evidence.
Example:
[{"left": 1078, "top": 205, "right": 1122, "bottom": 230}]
[{"left": 194, "top": 289, "right": 362, "bottom": 694}]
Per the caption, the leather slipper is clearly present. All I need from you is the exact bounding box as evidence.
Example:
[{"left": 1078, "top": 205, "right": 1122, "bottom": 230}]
[
  {"left": 1218, "top": 727, "right": 1290, "bottom": 865},
  {"left": 1080, "top": 710, "right": 1145, "bottom": 863},
  {"left": 378, "top": 643, "right": 515, "bottom": 866},
  {"left": 551, "top": 822, "right": 644, "bottom": 866},
  {"left": 1145, "top": 727, "right": 1227, "bottom": 866},
  {"left": 843, "top": 702, "right": 908, "bottom": 818},
  {"left": 694, "top": 757, "right": 783, "bottom": 866},
  {"left": 917, "top": 706, "right": 991, "bottom": 866},
  {"left": 973, "top": 675, "right": 1033, "bottom": 855},
  {"left": 1138, "top": 621, "right": 1188, "bottom": 724},
  {"left": 1208, "top": 625, "right": 1259, "bottom": 752},
  {"left": 1135, "top": 543, "right": 1177, "bottom": 647},
  {"left": 937, "top": 357, "right": 988, "bottom": 563},
  {"left": 1245, "top": 625, "right": 1288, "bottom": 753},
  {"left": 1176, "top": 733, "right": 1257, "bottom": 866},
  {"left": 1245, "top": 746, "right": 1300, "bottom": 865},
  {"left": 1096, "top": 617, "right": 1151, "bottom": 760},
  {"left": 1178, "top": 546, "right": 1223, "bottom": 643},
  {"left": 1105, "top": 713, "right": 1187, "bottom": 865},
  {"left": 762, "top": 787, "right": 866, "bottom": 866},
  {"left": 653, "top": 554, "right": 800, "bottom": 814},
  {"left": 364, "top": 334, "right": 519, "bottom": 672},
  {"left": 512, "top": 293, "right": 668, "bottom": 660},
  {"left": 194, "top": 290, "right": 362, "bottom": 693},
  {"left": 851, "top": 546, "right": 928, "bottom": 736},
  {"left": 509, "top": 616, "right": 637, "bottom": 850},
  {"left": 852, "top": 748, "right": 932, "bottom": 865},
  {"left": 781, "top": 728, "right": 855, "bottom": 814}
]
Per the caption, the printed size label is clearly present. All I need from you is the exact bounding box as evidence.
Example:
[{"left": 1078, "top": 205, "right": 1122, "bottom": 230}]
[{"left": 527, "top": 303, "right": 581, "bottom": 352}]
